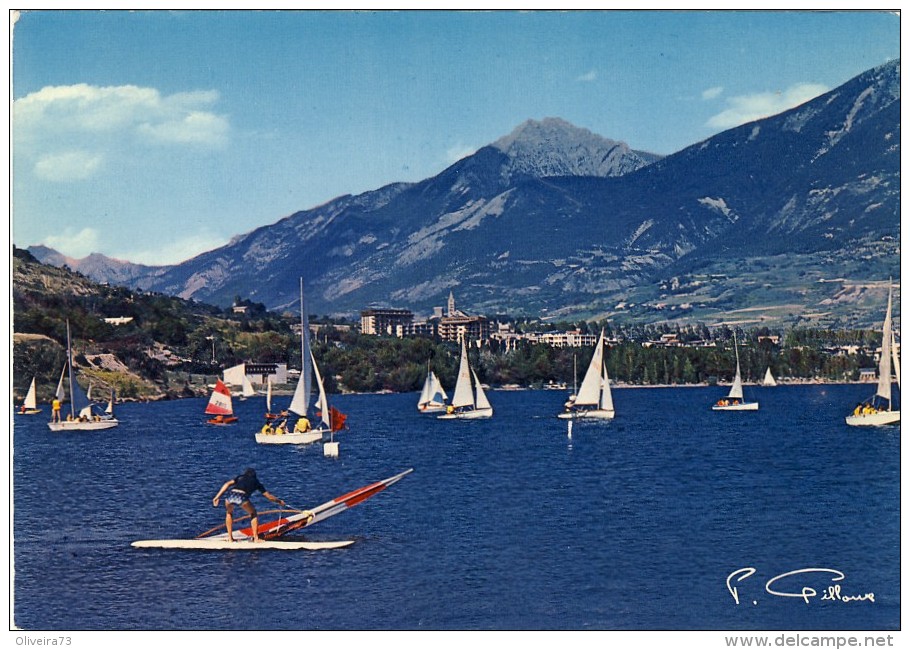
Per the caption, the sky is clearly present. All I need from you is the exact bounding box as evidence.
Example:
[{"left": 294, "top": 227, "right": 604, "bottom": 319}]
[{"left": 10, "top": 9, "right": 900, "bottom": 266}]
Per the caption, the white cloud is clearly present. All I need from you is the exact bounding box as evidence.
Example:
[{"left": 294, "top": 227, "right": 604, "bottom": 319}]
[
  {"left": 706, "top": 82, "right": 829, "bottom": 130},
  {"left": 120, "top": 232, "right": 230, "bottom": 265},
  {"left": 701, "top": 86, "right": 723, "bottom": 100},
  {"left": 446, "top": 143, "right": 477, "bottom": 164},
  {"left": 34, "top": 150, "right": 103, "bottom": 182},
  {"left": 41, "top": 227, "right": 100, "bottom": 258},
  {"left": 576, "top": 70, "right": 598, "bottom": 82},
  {"left": 138, "top": 111, "right": 229, "bottom": 146},
  {"left": 14, "top": 83, "right": 230, "bottom": 180}
]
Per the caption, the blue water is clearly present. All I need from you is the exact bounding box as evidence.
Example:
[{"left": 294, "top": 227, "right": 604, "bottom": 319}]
[{"left": 13, "top": 384, "right": 899, "bottom": 630}]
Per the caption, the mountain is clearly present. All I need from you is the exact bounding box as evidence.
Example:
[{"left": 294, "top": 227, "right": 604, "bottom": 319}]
[
  {"left": 28, "top": 245, "right": 172, "bottom": 289},
  {"left": 30, "top": 60, "right": 900, "bottom": 328}
]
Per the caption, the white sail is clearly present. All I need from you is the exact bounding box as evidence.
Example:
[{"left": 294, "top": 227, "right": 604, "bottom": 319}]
[
  {"left": 763, "top": 368, "right": 777, "bottom": 387},
  {"left": 451, "top": 340, "right": 475, "bottom": 409},
  {"left": 418, "top": 372, "right": 433, "bottom": 406},
  {"left": 473, "top": 369, "right": 492, "bottom": 411},
  {"left": 575, "top": 330, "right": 605, "bottom": 406},
  {"left": 55, "top": 364, "right": 66, "bottom": 402},
  {"left": 876, "top": 284, "right": 893, "bottom": 401},
  {"left": 431, "top": 372, "right": 448, "bottom": 403},
  {"left": 24, "top": 378, "right": 38, "bottom": 410},
  {"left": 600, "top": 364, "right": 614, "bottom": 412},
  {"left": 727, "top": 335, "right": 744, "bottom": 399},
  {"left": 105, "top": 390, "right": 114, "bottom": 415},
  {"left": 311, "top": 348, "right": 331, "bottom": 429},
  {"left": 892, "top": 330, "right": 900, "bottom": 390},
  {"left": 266, "top": 377, "right": 273, "bottom": 412},
  {"left": 289, "top": 278, "right": 311, "bottom": 417},
  {"left": 241, "top": 374, "right": 256, "bottom": 398}
]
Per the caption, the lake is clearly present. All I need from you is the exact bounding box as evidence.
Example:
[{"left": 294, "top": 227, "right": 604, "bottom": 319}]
[{"left": 12, "top": 384, "right": 900, "bottom": 631}]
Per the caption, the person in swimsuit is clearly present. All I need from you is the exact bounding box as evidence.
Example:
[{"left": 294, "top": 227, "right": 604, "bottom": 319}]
[{"left": 212, "top": 468, "right": 286, "bottom": 542}]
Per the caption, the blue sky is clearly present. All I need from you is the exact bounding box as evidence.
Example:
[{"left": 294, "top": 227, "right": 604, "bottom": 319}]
[{"left": 12, "top": 9, "right": 900, "bottom": 265}]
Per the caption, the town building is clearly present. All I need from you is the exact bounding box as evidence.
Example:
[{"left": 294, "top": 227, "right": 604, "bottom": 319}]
[
  {"left": 436, "top": 292, "right": 490, "bottom": 344},
  {"left": 360, "top": 308, "right": 414, "bottom": 335}
]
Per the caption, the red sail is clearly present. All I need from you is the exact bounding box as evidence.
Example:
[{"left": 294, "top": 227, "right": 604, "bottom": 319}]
[{"left": 330, "top": 406, "right": 347, "bottom": 432}]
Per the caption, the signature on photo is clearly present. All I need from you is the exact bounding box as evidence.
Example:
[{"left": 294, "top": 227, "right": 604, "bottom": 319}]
[{"left": 727, "top": 567, "right": 875, "bottom": 605}]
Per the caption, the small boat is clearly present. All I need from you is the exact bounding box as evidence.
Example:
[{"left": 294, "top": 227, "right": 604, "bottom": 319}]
[
  {"left": 712, "top": 333, "right": 758, "bottom": 411},
  {"left": 206, "top": 379, "right": 238, "bottom": 425},
  {"left": 256, "top": 278, "right": 346, "bottom": 444},
  {"left": 417, "top": 363, "right": 448, "bottom": 413},
  {"left": 762, "top": 368, "right": 778, "bottom": 387},
  {"left": 48, "top": 320, "right": 120, "bottom": 431},
  {"left": 17, "top": 377, "right": 42, "bottom": 415},
  {"left": 263, "top": 378, "right": 287, "bottom": 421},
  {"left": 438, "top": 339, "right": 492, "bottom": 419},
  {"left": 846, "top": 281, "right": 900, "bottom": 426},
  {"left": 558, "top": 329, "right": 614, "bottom": 420}
]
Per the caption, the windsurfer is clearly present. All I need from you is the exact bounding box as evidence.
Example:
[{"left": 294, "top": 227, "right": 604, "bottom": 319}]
[{"left": 212, "top": 468, "right": 286, "bottom": 542}]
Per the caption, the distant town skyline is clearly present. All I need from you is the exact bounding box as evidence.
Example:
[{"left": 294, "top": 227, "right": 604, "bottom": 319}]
[{"left": 12, "top": 10, "right": 899, "bottom": 265}]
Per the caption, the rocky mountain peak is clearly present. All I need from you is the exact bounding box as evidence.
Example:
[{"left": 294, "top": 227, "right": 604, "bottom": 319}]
[{"left": 491, "top": 117, "right": 657, "bottom": 180}]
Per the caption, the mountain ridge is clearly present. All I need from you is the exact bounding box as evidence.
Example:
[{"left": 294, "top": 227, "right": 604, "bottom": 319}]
[{"left": 28, "top": 59, "right": 900, "bottom": 328}]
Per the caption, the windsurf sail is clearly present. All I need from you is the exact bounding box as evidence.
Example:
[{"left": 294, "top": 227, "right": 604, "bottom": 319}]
[{"left": 204, "top": 468, "right": 414, "bottom": 540}]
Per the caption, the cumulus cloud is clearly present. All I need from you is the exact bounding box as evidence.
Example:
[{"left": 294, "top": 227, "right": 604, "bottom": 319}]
[
  {"left": 706, "top": 82, "right": 829, "bottom": 129},
  {"left": 34, "top": 150, "right": 103, "bottom": 182},
  {"left": 14, "top": 83, "right": 230, "bottom": 180},
  {"left": 576, "top": 69, "right": 598, "bottom": 82},
  {"left": 41, "top": 227, "right": 100, "bottom": 258},
  {"left": 701, "top": 86, "right": 723, "bottom": 100}
]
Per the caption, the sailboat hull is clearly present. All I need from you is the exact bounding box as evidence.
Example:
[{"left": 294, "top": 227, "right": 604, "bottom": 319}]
[
  {"left": 418, "top": 402, "right": 447, "bottom": 413},
  {"left": 48, "top": 418, "right": 120, "bottom": 431},
  {"left": 438, "top": 408, "right": 493, "bottom": 420},
  {"left": 18, "top": 409, "right": 42, "bottom": 415},
  {"left": 712, "top": 402, "right": 759, "bottom": 411},
  {"left": 846, "top": 410, "right": 900, "bottom": 426},
  {"left": 557, "top": 409, "right": 615, "bottom": 420},
  {"left": 255, "top": 429, "right": 325, "bottom": 444}
]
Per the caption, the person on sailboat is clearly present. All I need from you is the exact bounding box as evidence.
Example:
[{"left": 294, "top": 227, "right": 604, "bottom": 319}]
[
  {"left": 212, "top": 469, "right": 287, "bottom": 542},
  {"left": 293, "top": 416, "right": 311, "bottom": 433},
  {"left": 52, "top": 397, "right": 61, "bottom": 423}
]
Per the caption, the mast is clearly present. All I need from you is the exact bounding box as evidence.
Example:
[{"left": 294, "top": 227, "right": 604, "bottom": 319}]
[{"left": 65, "top": 320, "right": 76, "bottom": 420}]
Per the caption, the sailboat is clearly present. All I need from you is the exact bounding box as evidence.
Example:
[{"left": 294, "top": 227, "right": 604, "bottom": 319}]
[
  {"left": 205, "top": 379, "right": 238, "bottom": 425},
  {"left": 558, "top": 329, "right": 614, "bottom": 420},
  {"left": 417, "top": 363, "right": 448, "bottom": 413},
  {"left": 846, "top": 282, "right": 900, "bottom": 426},
  {"left": 712, "top": 333, "right": 758, "bottom": 411},
  {"left": 762, "top": 368, "right": 778, "bottom": 387},
  {"left": 18, "top": 377, "right": 42, "bottom": 415},
  {"left": 438, "top": 339, "right": 493, "bottom": 419},
  {"left": 263, "top": 378, "right": 286, "bottom": 421},
  {"left": 256, "top": 278, "right": 346, "bottom": 444},
  {"left": 48, "top": 321, "right": 119, "bottom": 431}
]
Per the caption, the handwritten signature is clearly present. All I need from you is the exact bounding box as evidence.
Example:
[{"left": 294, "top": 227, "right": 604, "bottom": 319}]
[{"left": 727, "top": 567, "right": 875, "bottom": 605}]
